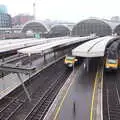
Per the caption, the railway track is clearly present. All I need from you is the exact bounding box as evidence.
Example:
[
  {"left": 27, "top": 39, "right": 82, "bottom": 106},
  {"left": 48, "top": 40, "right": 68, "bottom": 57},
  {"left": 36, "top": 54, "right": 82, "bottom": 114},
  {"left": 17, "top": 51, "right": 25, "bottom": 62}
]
[
  {"left": 103, "top": 71, "right": 120, "bottom": 120},
  {"left": 0, "top": 59, "right": 71, "bottom": 120},
  {"left": 24, "top": 69, "right": 70, "bottom": 120}
]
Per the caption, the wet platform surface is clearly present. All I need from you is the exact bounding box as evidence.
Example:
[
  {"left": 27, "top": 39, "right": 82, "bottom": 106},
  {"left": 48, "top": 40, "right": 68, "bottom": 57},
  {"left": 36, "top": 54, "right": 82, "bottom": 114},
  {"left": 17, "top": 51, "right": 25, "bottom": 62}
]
[{"left": 56, "top": 59, "right": 99, "bottom": 120}]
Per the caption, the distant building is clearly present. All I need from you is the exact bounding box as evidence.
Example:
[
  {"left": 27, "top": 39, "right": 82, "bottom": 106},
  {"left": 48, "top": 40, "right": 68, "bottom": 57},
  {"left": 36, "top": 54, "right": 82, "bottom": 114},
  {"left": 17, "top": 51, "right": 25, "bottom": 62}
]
[
  {"left": 0, "top": 13, "right": 12, "bottom": 28},
  {"left": 12, "top": 14, "right": 34, "bottom": 26},
  {"left": 0, "top": 5, "right": 12, "bottom": 28},
  {"left": 0, "top": 4, "right": 7, "bottom": 14},
  {"left": 111, "top": 16, "right": 120, "bottom": 22}
]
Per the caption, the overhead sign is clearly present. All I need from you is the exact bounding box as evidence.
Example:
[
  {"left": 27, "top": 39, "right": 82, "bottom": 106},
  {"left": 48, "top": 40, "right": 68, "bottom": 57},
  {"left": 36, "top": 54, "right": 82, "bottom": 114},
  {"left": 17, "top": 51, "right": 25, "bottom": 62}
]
[{"left": 35, "top": 33, "right": 40, "bottom": 39}]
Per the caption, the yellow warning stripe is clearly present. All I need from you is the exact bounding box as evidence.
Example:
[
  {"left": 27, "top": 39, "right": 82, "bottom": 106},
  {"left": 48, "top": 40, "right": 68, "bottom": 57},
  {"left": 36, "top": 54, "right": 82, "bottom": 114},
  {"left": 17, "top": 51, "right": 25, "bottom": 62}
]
[
  {"left": 53, "top": 67, "right": 100, "bottom": 120},
  {"left": 90, "top": 70, "right": 99, "bottom": 120},
  {"left": 53, "top": 76, "right": 75, "bottom": 120}
]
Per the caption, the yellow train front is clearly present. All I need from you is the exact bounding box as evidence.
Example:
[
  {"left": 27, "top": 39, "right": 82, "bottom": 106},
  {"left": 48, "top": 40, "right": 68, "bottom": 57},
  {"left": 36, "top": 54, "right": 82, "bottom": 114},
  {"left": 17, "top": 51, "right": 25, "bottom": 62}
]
[
  {"left": 105, "top": 59, "right": 119, "bottom": 70},
  {"left": 105, "top": 40, "right": 120, "bottom": 71},
  {"left": 64, "top": 56, "right": 78, "bottom": 68}
]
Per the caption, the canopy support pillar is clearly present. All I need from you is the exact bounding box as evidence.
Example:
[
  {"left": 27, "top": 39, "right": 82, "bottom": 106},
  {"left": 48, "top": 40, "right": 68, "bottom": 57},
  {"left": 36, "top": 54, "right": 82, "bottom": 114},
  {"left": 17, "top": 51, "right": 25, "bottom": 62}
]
[
  {"left": 86, "top": 58, "right": 89, "bottom": 72},
  {"left": 17, "top": 73, "right": 31, "bottom": 102},
  {"left": 54, "top": 51, "right": 56, "bottom": 59},
  {"left": 2, "top": 56, "right": 5, "bottom": 62},
  {"left": 28, "top": 54, "right": 32, "bottom": 66},
  {"left": 43, "top": 54, "right": 46, "bottom": 61}
]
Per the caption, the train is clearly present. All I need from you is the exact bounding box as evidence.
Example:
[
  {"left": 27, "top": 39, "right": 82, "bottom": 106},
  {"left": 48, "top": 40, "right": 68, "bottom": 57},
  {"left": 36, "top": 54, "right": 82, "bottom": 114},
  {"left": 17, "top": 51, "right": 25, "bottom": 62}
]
[
  {"left": 105, "top": 40, "right": 120, "bottom": 71},
  {"left": 64, "top": 54, "right": 80, "bottom": 68}
]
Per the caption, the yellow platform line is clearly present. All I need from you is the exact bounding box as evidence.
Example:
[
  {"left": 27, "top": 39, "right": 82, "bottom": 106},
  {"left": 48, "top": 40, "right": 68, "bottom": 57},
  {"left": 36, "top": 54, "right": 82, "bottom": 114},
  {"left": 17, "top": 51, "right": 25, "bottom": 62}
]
[
  {"left": 53, "top": 67, "right": 99, "bottom": 120},
  {"left": 90, "top": 70, "right": 99, "bottom": 120},
  {"left": 53, "top": 77, "right": 75, "bottom": 120}
]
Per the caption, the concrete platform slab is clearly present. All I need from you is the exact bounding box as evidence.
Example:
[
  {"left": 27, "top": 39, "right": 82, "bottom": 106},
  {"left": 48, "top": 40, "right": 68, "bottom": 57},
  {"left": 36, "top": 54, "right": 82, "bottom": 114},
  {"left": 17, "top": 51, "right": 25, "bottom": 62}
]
[{"left": 44, "top": 58, "right": 100, "bottom": 120}]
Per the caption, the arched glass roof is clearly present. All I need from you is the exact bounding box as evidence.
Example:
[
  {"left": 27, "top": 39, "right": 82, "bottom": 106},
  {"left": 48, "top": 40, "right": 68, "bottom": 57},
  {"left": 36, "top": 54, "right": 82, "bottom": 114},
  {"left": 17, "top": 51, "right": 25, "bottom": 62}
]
[
  {"left": 72, "top": 19, "right": 112, "bottom": 37},
  {"left": 114, "top": 24, "right": 120, "bottom": 35},
  {"left": 49, "top": 24, "right": 71, "bottom": 35},
  {"left": 22, "top": 20, "right": 49, "bottom": 33}
]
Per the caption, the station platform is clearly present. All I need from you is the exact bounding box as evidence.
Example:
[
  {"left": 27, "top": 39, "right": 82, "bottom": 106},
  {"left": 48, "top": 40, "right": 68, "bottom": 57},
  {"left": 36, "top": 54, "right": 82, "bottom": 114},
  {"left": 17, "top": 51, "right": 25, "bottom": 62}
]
[
  {"left": 0, "top": 53, "right": 64, "bottom": 99},
  {"left": 44, "top": 58, "right": 100, "bottom": 120}
]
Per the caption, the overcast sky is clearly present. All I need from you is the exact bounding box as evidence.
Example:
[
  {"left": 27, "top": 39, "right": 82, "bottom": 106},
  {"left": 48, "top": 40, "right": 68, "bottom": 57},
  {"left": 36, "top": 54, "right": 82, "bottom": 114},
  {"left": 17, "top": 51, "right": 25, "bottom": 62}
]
[{"left": 0, "top": 0, "right": 120, "bottom": 22}]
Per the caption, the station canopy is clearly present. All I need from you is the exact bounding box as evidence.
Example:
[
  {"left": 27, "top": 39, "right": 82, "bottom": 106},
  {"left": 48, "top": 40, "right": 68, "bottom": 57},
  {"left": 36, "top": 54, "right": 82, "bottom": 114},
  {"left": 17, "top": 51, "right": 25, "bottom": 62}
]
[
  {"left": 0, "top": 37, "right": 70, "bottom": 53},
  {"left": 72, "top": 19, "right": 112, "bottom": 37},
  {"left": 21, "top": 20, "right": 49, "bottom": 33},
  {"left": 18, "top": 36, "right": 95, "bottom": 55},
  {"left": 72, "top": 36, "right": 117, "bottom": 57}
]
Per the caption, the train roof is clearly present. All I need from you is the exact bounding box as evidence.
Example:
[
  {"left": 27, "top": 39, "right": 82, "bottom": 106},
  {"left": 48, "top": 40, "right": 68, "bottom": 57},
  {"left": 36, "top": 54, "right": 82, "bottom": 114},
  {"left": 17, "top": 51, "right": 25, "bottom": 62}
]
[{"left": 108, "top": 40, "right": 120, "bottom": 51}]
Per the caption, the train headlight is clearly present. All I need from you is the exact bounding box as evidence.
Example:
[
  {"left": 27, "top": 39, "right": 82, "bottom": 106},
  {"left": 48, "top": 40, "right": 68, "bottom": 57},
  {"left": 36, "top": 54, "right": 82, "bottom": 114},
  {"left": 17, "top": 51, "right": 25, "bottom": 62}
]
[
  {"left": 106, "top": 66, "right": 109, "bottom": 68},
  {"left": 68, "top": 64, "right": 73, "bottom": 67},
  {"left": 75, "top": 59, "right": 78, "bottom": 62}
]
